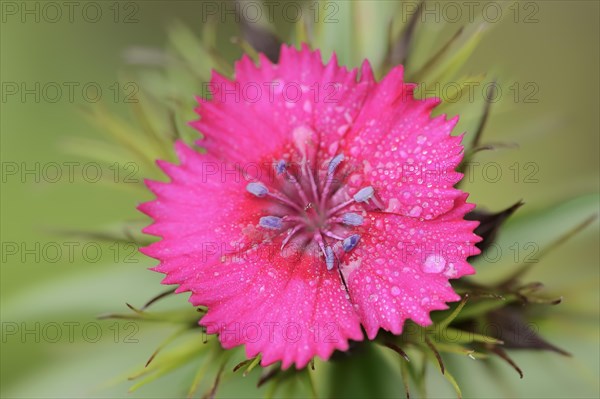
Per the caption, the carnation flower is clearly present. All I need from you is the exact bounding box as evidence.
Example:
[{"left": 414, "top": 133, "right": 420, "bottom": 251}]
[{"left": 139, "top": 44, "right": 481, "bottom": 369}]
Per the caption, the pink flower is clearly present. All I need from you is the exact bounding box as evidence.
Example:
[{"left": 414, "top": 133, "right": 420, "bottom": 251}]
[{"left": 139, "top": 44, "right": 481, "bottom": 369}]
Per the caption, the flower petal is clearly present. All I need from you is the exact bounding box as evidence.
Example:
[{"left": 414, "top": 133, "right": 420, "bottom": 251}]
[
  {"left": 343, "top": 195, "right": 481, "bottom": 339},
  {"left": 139, "top": 141, "right": 267, "bottom": 285},
  {"left": 342, "top": 66, "right": 464, "bottom": 220},
  {"left": 187, "top": 240, "right": 363, "bottom": 369},
  {"left": 191, "top": 44, "right": 373, "bottom": 165}
]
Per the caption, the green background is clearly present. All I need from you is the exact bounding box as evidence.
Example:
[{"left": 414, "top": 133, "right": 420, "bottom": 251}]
[{"left": 1, "top": 1, "right": 599, "bottom": 398}]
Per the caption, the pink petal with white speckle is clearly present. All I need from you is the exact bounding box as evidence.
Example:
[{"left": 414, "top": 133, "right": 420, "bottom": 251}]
[
  {"left": 342, "top": 66, "right": 464, "bottom": 220},
  {"left": 186, "top": 234, "right": 363, "bottom": 369},
  {"left": 191, "top": 44, "right": 372, "bottom": 165},
  {"left": 343, "top": 195, "right": 481, "bottom": 339}
]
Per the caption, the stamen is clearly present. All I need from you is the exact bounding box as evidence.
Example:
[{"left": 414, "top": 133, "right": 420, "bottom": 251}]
[
  {"left": 323, "top": 230, "right": 345, "bottom": 241},
  {"left": 303, "top": 161, "right": 320, "bottom": 202},
  {"left": 327, "top": 154, "right": 345, "bottom": 175},
  {"left": 325, "top": 246, "right": 335, "bottom": 271},
  {"left": 281, "top": 225, "right": 303, "bottom": 251},
  {"left": 285, "top": 170, "right": 311, "bottom": 206},
  {"left": 327, "top": 199, "right": 354, "bottom": 216},
  {"left": 246, "top": 182, "right": 268, "bottom": 197},
  {"left": 266, "top": 192, "right": 303, "bottom": 212},
  {"left": 321, "top": 153, "right": 345, "bottom": 208},
  {"left": 282, "top": 215, "right": 305, "bottom": 223},
  {"left": 259, "top": 216, "right": 283, "bottom": 230},
  {"left": 275, "top": 160, "right": 287, "bottom": 175},
  {"left": 327, "top": 186, "right": 375, "bottom": 216},
  {"left": 341, "top": 212, "right": 364, "bottom": 226},
  {"left": 342, "top": 234, "right": 361, "bottom": 252},
  {"left": 249, "top": 148, "right": 370, "bottom": 270},
  {"left": 314, "top": 233, "right": 334, "bottom": 271},
  {"left": 353, "top": 186, "right": 374, "bottom": 203}
]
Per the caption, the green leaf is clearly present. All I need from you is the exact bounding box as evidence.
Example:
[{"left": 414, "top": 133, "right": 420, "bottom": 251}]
[
  {"left": 440, "top": 367, "right": 463, "bottom": 399},
  {"left": 327, "top": 343, "right": 403, "bottom": 398},
  {"left": 472, "top": 193, "right": 599, "bottom": 282},
  {"left": 167, "top": 20, "right": 216, "bottom": 76},
  {"left": 351, "top": 1, "right": 398, "bottom": 71},
  {"left": 312, "top": 1, "right": 355, "bottom": 67},
  {"left": 128, "top": 339, "right": 207, "bottom": 392},
  {"left": 418, "top": 24, "right": 487, "bottom": 85}
]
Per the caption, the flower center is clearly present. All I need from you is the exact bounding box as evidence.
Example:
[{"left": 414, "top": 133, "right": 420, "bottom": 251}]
[{"left": 246, "top": 153, "right": 375, "bottom": 271}]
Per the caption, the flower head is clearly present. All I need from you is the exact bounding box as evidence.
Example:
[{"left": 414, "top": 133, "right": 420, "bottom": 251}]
[{"left": 139, "top": 44, "right": 481, "bottom": 369}]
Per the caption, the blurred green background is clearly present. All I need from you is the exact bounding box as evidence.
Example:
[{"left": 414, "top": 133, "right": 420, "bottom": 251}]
[{"left": 1, "top": 1, "right": 598, "bottom": 398}]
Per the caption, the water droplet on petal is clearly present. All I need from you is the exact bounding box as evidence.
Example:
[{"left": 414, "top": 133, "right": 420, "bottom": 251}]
[
  {"left": 303, "top": 100, "right": 312, "bottom": 113},
  {"left": 409, "top": 205, "right": 422, "bottom": 217},
  {"left": 422, "top": 255, "right": 446, "bottom": 273},
  {"left": 444, "top": 263, "right": 458, "bottom": 278}
]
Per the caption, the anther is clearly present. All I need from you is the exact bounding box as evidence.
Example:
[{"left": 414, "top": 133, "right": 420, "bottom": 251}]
[
  {"left": 321, "top": 153, "right": 345, "bottom": 208},
  {"left": 353, "top": 186, "right": 374, "bottom": 203},
  {"left": 246, "top": 182, "right": 268, "bottom": 197},
  {"left": 327, "top": 154, "right": 345, "bottom": 175},
  {"left": 325, "top": 246, "right": 335, "bottom": 271},
  {"left": 275, "top": 160, "right": 287, "bottom": 175},
  {"left": 342, "top": 234, "right": 361, "bottom": 252},
  {"left": 341, "top": 213, "right": 364, "bottom": 226},
  {"left": 259, "top": 216, "right": 283, "bottom": 230}
]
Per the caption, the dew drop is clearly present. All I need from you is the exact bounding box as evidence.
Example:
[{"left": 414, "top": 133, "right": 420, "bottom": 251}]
[
  {"left": 337, "top": 124, "right": 350, "bottom": 135},
  {"left": 303, "top": 100, "right": 312, "bottom": 113},
  {"left": 409, "top": 205, "right": 422, "bottom": 217},
  {"left": 391, "top": 286, "right": 400, "bottom": 296},
  {"left": 386, "top": 198, "right": 400, "bottom": 212},
  {"left": 444, "top": 263, "right": 458, "bottom": 278},
  {"left": 422, "top": 255, "right": 446, "bottom": 274}
]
